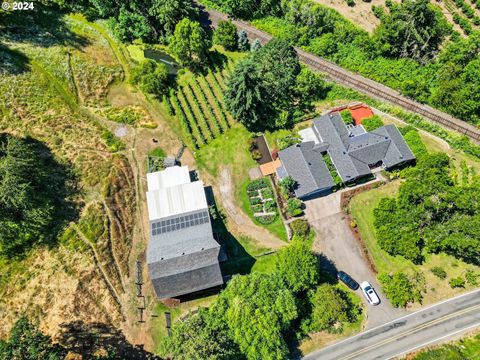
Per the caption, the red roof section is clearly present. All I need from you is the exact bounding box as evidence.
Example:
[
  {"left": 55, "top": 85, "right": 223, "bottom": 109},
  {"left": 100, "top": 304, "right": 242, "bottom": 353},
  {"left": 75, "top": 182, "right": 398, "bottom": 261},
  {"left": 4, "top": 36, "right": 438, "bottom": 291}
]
[{"left": 349, "top": 104, "right": 374, "bottom": 125}]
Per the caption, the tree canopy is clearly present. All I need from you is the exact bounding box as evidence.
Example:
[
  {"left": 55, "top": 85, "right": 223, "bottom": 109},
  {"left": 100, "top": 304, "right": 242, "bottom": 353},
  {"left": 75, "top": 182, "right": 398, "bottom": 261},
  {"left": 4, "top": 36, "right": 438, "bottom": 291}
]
[
  {"left": 168, "top": 18, "right": 211, "bottom": 67},
  {"left": 165, "top": 308, "right": 244, "bottom": 360},
  {"left": 225, "top": 38, "right": 322, "bottom": 130},
  {"left": 73, "top": 0, "right": 196, "bottom": 43},
  {"left": 0, "top": 134, "right": 75, "bottom": 259},
  {"left": 214, "top": 20, "right": 238, "bottom": 51},
  {"left": 374, "top": 0, "right": 450, "bottom": 63},
  {"left": 0, "top": 316, "right": 66, "bottom": 360},
  {"left": 307, "top": 284, "right": 357, "bottom": 333},
  {"left": 374, "top": 152, "right": 480, "bottom": 264},
  {"left": 130, "top": 60, "right": 169, "bottom": 95},
  {"left": 274, "top": 241, "right": 319, "bottom": 293},
  {"left": 216, "top": 273, "right": 297, "bottom": 360},
  {"left": 225, "top": 57, "right": 271, "bottom": 126}
]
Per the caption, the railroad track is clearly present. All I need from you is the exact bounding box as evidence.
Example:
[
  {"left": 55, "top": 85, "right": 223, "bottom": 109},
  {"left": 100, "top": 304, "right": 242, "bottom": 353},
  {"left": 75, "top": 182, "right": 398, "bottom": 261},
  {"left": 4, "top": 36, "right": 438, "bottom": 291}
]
[{"left": 201, "top": 6, "right": 480, "bottom": 143}]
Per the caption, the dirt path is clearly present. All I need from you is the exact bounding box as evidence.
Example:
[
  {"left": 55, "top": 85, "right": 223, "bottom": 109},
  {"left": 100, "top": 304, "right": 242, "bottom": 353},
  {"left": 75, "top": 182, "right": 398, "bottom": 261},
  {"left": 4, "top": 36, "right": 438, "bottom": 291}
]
[{"left": 218, "top": 167, "right": 286, "bottom": 249}]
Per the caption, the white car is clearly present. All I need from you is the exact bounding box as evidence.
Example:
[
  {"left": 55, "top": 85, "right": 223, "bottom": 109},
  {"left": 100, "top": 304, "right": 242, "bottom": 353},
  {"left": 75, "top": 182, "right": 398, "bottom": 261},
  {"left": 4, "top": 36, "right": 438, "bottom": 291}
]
[{"left": 360, "top": 281, "right": 380, "bottom": 305}]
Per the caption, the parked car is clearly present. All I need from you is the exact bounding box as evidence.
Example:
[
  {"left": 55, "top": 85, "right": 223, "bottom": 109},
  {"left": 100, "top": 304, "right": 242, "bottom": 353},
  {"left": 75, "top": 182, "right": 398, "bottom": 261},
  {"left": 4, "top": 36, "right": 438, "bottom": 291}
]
[
  {"left": 360, "top": 281, "right": 381, "bottom": 305},
  {"left": 337, "top": 271, "right": 359, "bottom": 290}
]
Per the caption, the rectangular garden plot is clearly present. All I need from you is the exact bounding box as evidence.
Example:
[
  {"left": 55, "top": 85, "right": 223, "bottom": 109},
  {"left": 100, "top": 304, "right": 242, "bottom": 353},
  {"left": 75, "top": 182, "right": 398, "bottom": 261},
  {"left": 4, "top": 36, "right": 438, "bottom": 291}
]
[{"left": 247, "top": 179, "right": 278, "bottom": 224}]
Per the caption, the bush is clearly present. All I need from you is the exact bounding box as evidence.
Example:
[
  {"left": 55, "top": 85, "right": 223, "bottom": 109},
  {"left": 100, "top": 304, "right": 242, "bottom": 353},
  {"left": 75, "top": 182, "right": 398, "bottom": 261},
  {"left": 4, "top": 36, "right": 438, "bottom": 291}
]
[
  {"left": 287, "top": 198, "right": 303, "bottom": 217},
  {"left": 465, "top": 270, "right": 478, "bottom": 286},
  {"left": 403, "top": 128, "right": 428, "bottom": 157},
  {"left": 255, "top": 214, "right": 276, "bottom": 224},
  {"left": 252, "top": 204, "right": 264, "bottom": 213},
  {"left": 101, "top": 130, "right": 125, "bottom": 152},
  {"left": 249, "top": 196, "right": 262, "bottom": 206},
  {"left": 264, "top": 199, "right": 277, "bottom": 212},
  {"left": 430, "top": 266, "right": 447, "bottom": 279},
  {"left": 247, "top": 178, "right": 268, "bottom": 191},
  {"left": 277, "top": 134, "right": 300, "bottom": 150},
  {"left": 361, "top": 115, "right": 384, "bottom": 131},
  {"left": 131, "top": 59, "right": 169, "bottom": 96},
  {"left": 261, "top": 187, "right": 274, "bottom": 199},
  {"left": 290, "top": 219, "right": 310, "bottom": 238},
  {"left": 251, "top": 149, "right": 262, "bottom": 160},
  {"left": 279, "top": 176, "right": 296, "bottom": 195},
  {"left": 449, "top": 277, "right": 465, "bottom": 288},
  {"left": 378, "top": 272, "right": 422, "bottom": 307},
  {"left": 340, "top": 109, "right": 354, "bottom": 125}
]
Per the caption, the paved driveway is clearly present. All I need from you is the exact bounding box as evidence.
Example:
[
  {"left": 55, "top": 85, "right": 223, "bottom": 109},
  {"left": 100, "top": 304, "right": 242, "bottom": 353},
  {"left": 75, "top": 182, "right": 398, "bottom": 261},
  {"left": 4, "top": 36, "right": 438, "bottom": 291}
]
[{"left": 305, "top": 192, "right": 405, "bottom": 329}]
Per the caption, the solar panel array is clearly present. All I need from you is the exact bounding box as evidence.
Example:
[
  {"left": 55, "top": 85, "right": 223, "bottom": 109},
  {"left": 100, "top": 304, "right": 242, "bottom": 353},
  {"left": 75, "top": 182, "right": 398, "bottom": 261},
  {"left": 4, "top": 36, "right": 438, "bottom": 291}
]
[{"left": 151, "top": 210, "right": 210, "bottom": 236}]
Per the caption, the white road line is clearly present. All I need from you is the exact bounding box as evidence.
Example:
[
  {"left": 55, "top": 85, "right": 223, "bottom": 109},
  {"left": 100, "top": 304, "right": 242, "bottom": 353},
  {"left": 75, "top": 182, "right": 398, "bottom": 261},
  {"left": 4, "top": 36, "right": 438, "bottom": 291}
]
[
  {"left": 386, "top": 321, "right": 480, "bottom": 360},
  {"left": 305, "top": 288, "right": 480, "bottom": 358}
]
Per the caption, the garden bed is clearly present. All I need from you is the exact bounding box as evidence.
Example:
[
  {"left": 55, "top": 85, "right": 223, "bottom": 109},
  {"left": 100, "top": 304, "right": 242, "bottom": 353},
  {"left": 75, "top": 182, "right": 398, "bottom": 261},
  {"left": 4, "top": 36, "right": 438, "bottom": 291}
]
[{"left": 246, "top": 178, "right": 278, "bottom": 224}]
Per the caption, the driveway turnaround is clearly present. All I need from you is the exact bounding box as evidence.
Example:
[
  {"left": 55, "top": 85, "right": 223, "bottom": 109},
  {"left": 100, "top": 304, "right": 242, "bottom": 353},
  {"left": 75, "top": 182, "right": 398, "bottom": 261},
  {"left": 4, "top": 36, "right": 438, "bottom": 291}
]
[
  {"left": 304, "top": 289, "right": 480, "bottom": 360},
  {"left": 305, "top": 191, "right": 405, "bottom": 328}
]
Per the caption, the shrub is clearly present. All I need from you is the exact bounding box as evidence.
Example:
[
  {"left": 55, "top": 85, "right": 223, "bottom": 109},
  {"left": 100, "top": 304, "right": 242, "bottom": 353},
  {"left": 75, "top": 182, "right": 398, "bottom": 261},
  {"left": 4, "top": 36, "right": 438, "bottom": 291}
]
[
  {"left": 247, "top": 178, "right": 268, "bottom": 191},
  {"left": 465, "top": 270, "right": 478, "bottom": 286},
  {"left": 430, "top": 266, "right": 447, "bottom": 279},
  {"left": 131, "top": 59, "right": 169, "bottom": 96},
  {"left": 340, "top": 109, "right": 354, "bottom": 125},
  {"left": 252, "top": 204, "right": 263, "bottom": 213},
  {"left": 279, "top": 176, "right": 296, "bottom": 195},
  {"left": 378, "top": 272, "right": 422, "bottom": 307},
  {"left": 361, "top": 115, "right": 384, "bottom": 131},
  {"left": 255, "top": 214, "right": 276, "bottom": 224},
  {"left": 261, "top": 187, "right": 274, "bottom": 199},
  {"left": 290, "top": 219, "right": 310, "bottom": 238},
  {"left": 449, "top": 277, "right": 466, "bottom": 288},
  {"left": 264, "top": 199, "right": 277, "bottom": 212},
  {"left": 287, "top": 198, "right": 303, "bottom": 217},
  {"left": 277, "top": 134, "right": 300, "bottom": 150},
  {"left": 403, "top": 128, "right": 428, "bottom": 157},
  {"left": 101, "top": 130, "right": 125, "bottom": 152},
  {"left": 249, "top": 196, "right": 262, "bottom": 206},
  {"left": 251, "top": 149, "right": 262, "bottom": 160}
]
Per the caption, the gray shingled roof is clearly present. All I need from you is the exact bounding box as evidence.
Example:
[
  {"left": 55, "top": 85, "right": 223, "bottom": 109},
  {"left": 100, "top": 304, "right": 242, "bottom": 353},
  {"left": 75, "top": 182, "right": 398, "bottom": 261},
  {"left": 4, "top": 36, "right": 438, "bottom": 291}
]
[
  {"left": 147, "top": 219, "right": 223, "bottom": 299},
  {"left": 278, "top": 142, "right": 334, "bottom": 198},
  {"left": 278, "top": 113, "right": 415, "bottom": 192},
  {"left": 312, "top": 113, "right": 415, "bottom": 182},
  {"left": 372, "top": 125, "right": 416, "bottom": 167}
]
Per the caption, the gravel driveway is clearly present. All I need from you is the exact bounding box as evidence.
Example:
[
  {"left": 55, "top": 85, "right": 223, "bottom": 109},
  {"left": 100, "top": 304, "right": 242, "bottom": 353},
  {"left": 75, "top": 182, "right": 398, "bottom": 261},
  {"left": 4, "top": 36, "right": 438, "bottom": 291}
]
[{"left": 305, "top": 192, "right": 406, "bottom": 329}]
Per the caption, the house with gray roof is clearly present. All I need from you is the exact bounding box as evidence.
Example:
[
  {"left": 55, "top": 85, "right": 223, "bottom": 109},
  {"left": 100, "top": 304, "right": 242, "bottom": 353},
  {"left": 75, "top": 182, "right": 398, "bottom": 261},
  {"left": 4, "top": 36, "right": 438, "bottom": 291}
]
[
  {"left": 146, "top": 166, "right": 223, "bottom": 299},
  {"left": 277, "top": 112, "right": 415, "bottom": 199}
]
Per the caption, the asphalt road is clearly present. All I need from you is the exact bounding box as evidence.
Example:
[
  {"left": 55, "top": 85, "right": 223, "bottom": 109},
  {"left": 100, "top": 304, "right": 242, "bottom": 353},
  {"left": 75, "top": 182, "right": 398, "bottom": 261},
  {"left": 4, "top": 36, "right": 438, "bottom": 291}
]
[{"left": 304, "top": 289, "right": 480, "bottom": 360}]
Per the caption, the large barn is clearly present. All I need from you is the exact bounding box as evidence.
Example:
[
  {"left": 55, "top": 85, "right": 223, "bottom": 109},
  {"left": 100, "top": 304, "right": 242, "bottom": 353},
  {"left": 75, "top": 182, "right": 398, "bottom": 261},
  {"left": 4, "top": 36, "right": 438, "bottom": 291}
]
[{"left": 146, "top": 166, "right": 223, "bottom": 299}]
